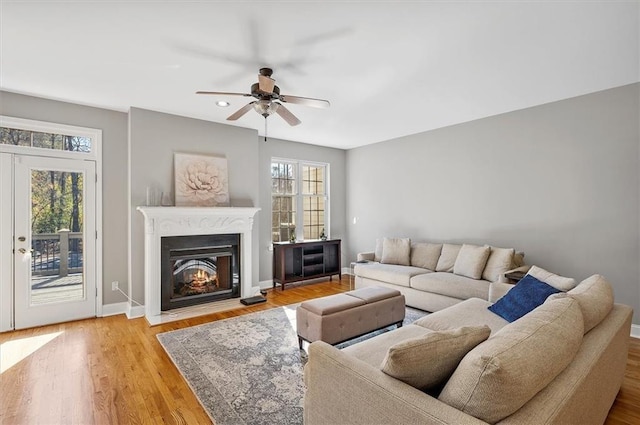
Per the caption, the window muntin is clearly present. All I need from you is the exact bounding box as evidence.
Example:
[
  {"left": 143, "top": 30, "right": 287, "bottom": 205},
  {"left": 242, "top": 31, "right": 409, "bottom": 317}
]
[{"left": 271, "top": 159, "right": 328, "bottom": 243}]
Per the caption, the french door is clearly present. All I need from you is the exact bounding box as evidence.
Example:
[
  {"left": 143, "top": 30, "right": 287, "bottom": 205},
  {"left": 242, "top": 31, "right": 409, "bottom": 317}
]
[{"left": 12, "top": 154, "right": 97, "bottom": 329}]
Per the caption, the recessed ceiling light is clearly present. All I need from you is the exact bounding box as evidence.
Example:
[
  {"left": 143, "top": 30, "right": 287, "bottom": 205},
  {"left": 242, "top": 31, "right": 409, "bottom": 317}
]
[{"left": 216, "top": 100, "right": 230, "bottom": 107}]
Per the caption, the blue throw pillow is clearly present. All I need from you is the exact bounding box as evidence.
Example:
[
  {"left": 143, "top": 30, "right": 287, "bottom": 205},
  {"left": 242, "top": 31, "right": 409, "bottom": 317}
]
[{"left": 488, "top": 274, "right": 561, "bottom": 322}]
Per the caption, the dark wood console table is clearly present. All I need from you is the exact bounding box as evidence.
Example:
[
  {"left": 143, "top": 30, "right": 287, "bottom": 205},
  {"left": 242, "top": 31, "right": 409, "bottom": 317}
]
[{"left": 272, "top": 239, "right": 341, "bottom": 290}]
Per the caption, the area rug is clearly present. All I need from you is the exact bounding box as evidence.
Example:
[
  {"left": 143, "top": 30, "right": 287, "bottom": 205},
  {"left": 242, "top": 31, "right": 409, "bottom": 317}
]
[{"left": 157, "top": 304, "right": 427, "bottom": 425}]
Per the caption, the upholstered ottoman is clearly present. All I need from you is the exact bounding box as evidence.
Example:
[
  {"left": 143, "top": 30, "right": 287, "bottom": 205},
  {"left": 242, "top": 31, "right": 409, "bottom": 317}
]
[{"left": 296, "top": 286, "right": 406, "bottom": 348}]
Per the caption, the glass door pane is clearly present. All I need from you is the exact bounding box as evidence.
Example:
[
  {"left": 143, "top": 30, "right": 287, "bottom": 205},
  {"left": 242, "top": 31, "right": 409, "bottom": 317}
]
[{"left": 29, "top": 169, "right": 85, "bottom": 305}]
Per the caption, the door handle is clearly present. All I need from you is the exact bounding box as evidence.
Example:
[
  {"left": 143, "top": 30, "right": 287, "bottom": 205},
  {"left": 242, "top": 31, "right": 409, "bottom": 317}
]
[{"left": 18, "top": 248, "right": 27, "bottom": 254}]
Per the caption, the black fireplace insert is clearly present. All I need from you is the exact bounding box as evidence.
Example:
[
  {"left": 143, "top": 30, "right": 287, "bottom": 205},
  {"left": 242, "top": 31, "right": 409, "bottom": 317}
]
[{"left": 160, "top": 233, "right": 240, "bottom": 310}]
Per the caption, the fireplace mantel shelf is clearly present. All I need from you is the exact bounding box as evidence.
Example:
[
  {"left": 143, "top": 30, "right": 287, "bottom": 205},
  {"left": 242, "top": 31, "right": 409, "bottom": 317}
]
[{"left": 137, "top": 206, "right": 260, "bottom": 325}]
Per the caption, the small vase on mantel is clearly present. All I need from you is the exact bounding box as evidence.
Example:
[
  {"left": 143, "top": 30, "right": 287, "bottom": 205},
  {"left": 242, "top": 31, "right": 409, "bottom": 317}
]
[
  {"left": 320, "top": 228, "right": 327, "bottom": 240},
  {"left": 289, "top": 227, "right": 296, "bottom": 243}
]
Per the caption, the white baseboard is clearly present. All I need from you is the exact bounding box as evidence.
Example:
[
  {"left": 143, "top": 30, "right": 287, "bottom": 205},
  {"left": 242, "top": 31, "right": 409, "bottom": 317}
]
[
  {"left": 258, "top": 279, "right": 273, "bottom": 289},
  {"left": 101, "top": 302, "right": 128, "bottom": 317},
  {"left": 631, "top": 324, "right": 640, "bottom": 339},
  {"left": 127, "top": 304, "right": 145, "bottom": 319}
]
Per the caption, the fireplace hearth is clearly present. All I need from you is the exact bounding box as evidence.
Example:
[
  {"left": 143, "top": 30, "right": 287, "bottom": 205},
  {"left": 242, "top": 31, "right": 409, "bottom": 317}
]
[{"left": 161, "top": 234, "right": 240, "bottom": 310}]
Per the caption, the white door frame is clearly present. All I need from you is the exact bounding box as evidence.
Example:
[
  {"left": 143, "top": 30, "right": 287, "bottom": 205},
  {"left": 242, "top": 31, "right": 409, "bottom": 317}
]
[{"left": 0, "top": 116, "right": 103, "bottom": 332}]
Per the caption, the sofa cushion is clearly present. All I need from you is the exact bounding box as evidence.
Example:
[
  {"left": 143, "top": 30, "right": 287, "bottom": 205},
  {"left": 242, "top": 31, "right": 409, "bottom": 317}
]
[
  {"left": 488, "top": 274, "right": 561, "bottom": 322},
  {"left": 527, "top": 265, "right": 577, "bottom": 291},
  {"left": 435, "top": 243, "right": 462, "bottom": 272},
  {"left": 355, "top": 263, "right": 430, "bottom": 287},
  {"left": 342, "top": 323, "right": 433, "bottom": 367},
  {"left": 439, "top": 297, "right": 584, "bottom": 423},
  {"left": 453, "top": 244, "right": 491, "bottom": 280},
  {"left": 380, "top": 326, "right": 491, "bottom": 391},
  {"left": 414, "top": 298, "right": 509, "bottom": 335},
  {"left": 381, "top": 237, "right": 411, "bottom": 266},
  {"left": 566, "top": 274, "right": 614, "bottom": 333},
  {"left": 482, "top": 246, "right": 515, "bottom": 282},
  {"left": 410, "top": 272, "right": 490, "bottom": 300},
  {"left": 374, "top": 238, "right": 383, "bottom": 262},
  {"left": 410, "top": 242, "right": 442, "bottom": 270}
]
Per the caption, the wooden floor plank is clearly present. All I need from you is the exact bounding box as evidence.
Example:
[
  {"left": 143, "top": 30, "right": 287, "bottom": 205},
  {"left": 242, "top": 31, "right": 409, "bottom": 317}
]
[{"left": 0, "top": 276, "right": 638, "bottom": 424}]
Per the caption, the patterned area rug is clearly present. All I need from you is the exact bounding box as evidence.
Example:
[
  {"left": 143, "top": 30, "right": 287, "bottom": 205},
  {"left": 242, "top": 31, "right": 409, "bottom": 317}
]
[{"left": 157, "top": 304, "right": 427, "bottom": 425}]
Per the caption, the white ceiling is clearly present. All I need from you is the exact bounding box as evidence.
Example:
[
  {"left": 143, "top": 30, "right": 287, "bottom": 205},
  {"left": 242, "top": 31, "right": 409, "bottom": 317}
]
[{"left": 1, "top": 1, "right": 638, "bottom": 149}]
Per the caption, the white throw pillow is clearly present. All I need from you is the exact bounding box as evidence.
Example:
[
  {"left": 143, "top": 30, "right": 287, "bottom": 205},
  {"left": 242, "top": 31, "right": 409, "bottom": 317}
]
[
  {"left": 410, "top": 243, "right": 442, "bottom": 270},
  {"left": 435, "top": 244, "right": 462, "bottom": 272},
  {"left": 453, "top": 244, "right": 491, "bottom": 280},
  {"left": 381, "top": 326, "right": 490, "bottom": 391},
  {"left": 381, "top": 237, "right": 411, "bottom": 266},
  {"left": 527, "top": 265, "right": 576, "bottom": 291},
  {"left": 482, "top": 246, "right": 515, "bottom": 282}
]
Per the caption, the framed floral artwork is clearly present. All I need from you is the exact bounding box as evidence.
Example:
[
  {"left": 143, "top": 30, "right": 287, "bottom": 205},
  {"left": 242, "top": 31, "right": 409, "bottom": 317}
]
[{"left": 174, "top": 153, "right": 229, "bottom": 207}]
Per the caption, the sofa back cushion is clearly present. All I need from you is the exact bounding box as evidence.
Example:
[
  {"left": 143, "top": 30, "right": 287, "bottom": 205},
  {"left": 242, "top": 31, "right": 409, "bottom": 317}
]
[
  {"left": 482, "top": 246, "right": 515, "bottom": 282},
  {"left": 453, "top": 244, "right": 491, "bottom": 280},
  {"left": 381, "top": 237, "right": 411, "bottom": 266},
  {"left": 381, "top": 326, "right": 490, "bottom": 391},
  {"left": 374, "top": 238, "right": 383, "bottom": 262},
  {"left": 566, "top": 274, "right": 614, "bottom": 333},
  {"left": 435, "top": 243, "right": 462, "bottom": 272},
  {"left": 410, "top": 243, "right": 442, "bottom": 270},
  {"left": 439, "top": 297, "right": 584, "bottom": 424},
  {"left": 527, "top": 265, "right": 577, "bottom": 291}
]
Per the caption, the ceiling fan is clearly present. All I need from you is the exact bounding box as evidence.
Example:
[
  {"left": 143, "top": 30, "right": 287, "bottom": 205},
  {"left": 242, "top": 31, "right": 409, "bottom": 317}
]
[{"left": 196, "top": 68, "right": 330, "bottom": 129}]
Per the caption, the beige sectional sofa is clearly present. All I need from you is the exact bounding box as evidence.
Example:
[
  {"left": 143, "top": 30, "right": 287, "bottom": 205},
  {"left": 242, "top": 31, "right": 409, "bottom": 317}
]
[
  {"left": 304, "top": 274, "right": 633, "bottom": 425},
  {"left": 355, "top": 238, "right": 527, "bottom": 312}
]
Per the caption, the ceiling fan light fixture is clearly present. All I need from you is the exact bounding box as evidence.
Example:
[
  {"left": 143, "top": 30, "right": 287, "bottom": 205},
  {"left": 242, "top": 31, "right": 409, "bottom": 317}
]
[
  {"left": 216, "top": 100, "right": 230, "bottom": 107},
  {"left": 253, "top": 100, "right": 278, "bottom": 117}
]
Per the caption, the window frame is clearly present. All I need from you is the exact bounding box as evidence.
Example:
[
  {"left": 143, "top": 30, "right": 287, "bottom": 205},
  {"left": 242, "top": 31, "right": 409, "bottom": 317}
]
[{"left": 271, "top": 157, "right": 330, "bottom": 243}]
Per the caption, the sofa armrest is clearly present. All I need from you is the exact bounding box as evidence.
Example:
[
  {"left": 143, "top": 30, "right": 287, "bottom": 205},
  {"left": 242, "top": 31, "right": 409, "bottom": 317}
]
[
  {"left": 304, "top": 341, "right": 487, "bottom": 425},
  {"left": 357, "top": 251, "right": 375, "bottom": 262}
]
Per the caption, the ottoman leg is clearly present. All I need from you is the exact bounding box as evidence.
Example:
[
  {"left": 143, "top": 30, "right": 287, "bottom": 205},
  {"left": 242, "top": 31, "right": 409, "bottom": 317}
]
[{"left": 298, "top": 335, "right": 304, "bottom": 350}]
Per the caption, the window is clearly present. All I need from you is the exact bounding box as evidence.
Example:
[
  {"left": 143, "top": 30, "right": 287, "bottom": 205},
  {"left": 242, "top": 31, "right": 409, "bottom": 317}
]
[
  {"left": 271, "top": 159, "right": 329, "bottom": 243},
  {"left": 0, "top": 127, "right": 92, "bottom": 153},
  {"left": 0, "top": 116, "right": 97, "bottom": 160}
]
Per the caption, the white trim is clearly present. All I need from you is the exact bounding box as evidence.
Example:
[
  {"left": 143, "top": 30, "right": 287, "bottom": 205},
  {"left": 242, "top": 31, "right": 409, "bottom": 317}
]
[
  {"left": 0, "top": 154, "right": 14, "bottom": 332},
  {"left": 101, "top": 302, "right": 129, "bottom": 317},
  {"left": 259, "top": 279, "right": 273, "bottom": 289},
  {"left": 631, "top": 324, "right": 640, "bottom": 339},
  {"left": 127, "top": 304, "right": 145, "bottom": 319}
]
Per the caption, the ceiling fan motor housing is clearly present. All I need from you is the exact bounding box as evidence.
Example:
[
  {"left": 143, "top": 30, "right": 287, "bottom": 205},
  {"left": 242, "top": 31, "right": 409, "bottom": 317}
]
[{"left": 251, "top": 82, "right": 279, "bottom": 98}]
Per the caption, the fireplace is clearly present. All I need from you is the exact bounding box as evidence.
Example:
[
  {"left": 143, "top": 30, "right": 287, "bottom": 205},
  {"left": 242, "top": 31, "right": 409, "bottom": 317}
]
[
  {"left": 137, "top": 206, "right": 260, "bottom": 325},
  {"left": 161, "top": 234, "right": 240, "bottom": 310}
]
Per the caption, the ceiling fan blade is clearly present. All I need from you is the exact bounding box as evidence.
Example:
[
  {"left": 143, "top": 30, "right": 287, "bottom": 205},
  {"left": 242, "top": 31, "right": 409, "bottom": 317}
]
[
  {"left": 274, "top": 102, "right": 302, "bottom": 126},
  {"left": 227, "top": 102, "right": 256, "bottom": 121},
  {"left": 258, "top": 74, "right": 275, "bottom": 93},
  {"left": 196, "top": 91, "right": 252, "bottom": 97},
  {"left": 279, "top": 94, "right": 330, "bottom": 109}
]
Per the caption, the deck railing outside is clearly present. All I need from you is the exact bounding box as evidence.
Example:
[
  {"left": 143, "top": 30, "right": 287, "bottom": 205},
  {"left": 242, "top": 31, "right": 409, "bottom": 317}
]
[{"left": 32, "top": 229, "right": 83, "bottom": 277}]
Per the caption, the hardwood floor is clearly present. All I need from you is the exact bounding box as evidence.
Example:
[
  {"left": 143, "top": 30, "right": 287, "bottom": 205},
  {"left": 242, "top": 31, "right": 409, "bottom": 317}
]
[{"left": 0, "top": 276, "right": 638, "bottom": 425}]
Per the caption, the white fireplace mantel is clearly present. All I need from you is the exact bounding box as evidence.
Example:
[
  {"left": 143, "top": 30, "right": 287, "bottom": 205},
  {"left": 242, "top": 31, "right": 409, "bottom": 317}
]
[{"left": 137, "top": 206, "right": 260, "bottom": 324}]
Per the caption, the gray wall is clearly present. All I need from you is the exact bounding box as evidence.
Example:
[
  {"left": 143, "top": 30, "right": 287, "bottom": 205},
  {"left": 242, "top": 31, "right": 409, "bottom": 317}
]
[
  {"left": 0, "top": 91, "right": 130, "bottom": 305},
  {"left": 128, "top": 108, "right": 260, "bottom": 303},
  {"left": 258, "top": 137, "right": 347, "bottom": 283},
  {"left": 346, "top": 83, "right": 640, "bottom": 324}
]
